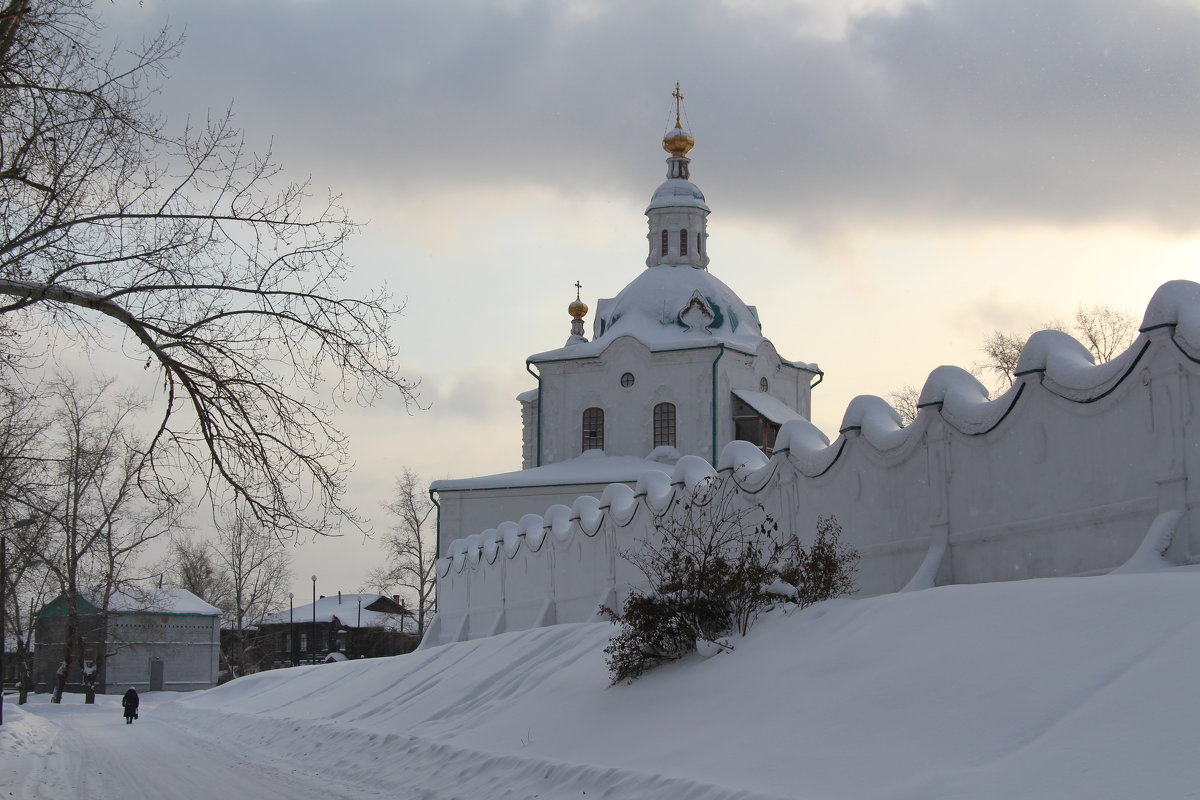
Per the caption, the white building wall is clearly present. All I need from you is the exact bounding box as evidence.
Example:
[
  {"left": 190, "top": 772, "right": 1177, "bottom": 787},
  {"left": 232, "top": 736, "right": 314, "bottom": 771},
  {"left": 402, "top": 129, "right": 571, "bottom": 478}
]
[
  {"left": 423, "top": 282, "right": 1200, "bottom": 648},
  {"left": 105, "top": 613, "right": 220, "bottom": 693},
  {"left": 645, "top": 207, "right": 710, "bottom": 268}
]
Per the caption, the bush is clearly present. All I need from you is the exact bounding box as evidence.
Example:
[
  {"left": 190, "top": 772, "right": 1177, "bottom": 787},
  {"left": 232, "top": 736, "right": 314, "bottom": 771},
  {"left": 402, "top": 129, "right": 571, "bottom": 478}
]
[
  {"left": 779, "top": 515, "right": 859, "bottom": 609},
  {"left": 602, "top": 475, "right": 858, "bottom": 684}
]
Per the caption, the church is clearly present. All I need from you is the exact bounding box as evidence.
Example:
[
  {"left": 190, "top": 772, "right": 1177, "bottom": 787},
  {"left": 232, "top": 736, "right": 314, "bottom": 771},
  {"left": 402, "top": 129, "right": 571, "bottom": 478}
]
[
  {"left": 423, "top": 90, "right": 1200, "bottom": 649},
  {"left": 431, "top": 90, "right": 820, "bottom": 549}
]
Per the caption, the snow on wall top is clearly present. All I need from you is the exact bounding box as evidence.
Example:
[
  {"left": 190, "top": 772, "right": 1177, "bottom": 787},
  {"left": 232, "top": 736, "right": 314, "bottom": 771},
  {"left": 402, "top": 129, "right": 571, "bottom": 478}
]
[
  {"left": 431, "top": 451, "right": 674, "bottom": 492},
  {"left": 529, "top": 265, "right": 767, "bottom": 362}
]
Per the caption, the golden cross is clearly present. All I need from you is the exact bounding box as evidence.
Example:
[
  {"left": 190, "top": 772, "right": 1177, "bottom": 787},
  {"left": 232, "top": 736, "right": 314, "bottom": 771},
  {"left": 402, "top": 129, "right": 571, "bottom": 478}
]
[
  {"left": 672, "top": 82, "right": 684, "bottom": 128},
  {"left": 574, "top": 280, "right": 582, "bottom": 301}
]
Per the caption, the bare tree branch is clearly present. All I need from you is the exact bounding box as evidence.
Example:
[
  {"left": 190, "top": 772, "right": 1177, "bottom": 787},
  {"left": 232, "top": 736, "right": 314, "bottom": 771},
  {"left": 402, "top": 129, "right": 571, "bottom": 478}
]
[
  {"left": 0, "top": 1, "right": 418, "bottom": 538},
  {"left": 365, "top": 469, "right": 435, "bottom": 638}
]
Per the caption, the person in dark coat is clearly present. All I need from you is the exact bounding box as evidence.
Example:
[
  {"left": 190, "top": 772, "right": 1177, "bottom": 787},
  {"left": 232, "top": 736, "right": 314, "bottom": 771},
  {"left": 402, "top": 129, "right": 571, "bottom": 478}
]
[{"left": 122, "top": 687, "right": 139, "bottom": 724}]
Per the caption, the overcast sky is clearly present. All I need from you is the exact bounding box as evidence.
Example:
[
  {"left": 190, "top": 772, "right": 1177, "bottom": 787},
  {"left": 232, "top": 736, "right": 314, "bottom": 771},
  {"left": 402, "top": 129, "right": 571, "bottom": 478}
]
[{"left": 90, "top": 0, "right": 1200, "bottom": 602}]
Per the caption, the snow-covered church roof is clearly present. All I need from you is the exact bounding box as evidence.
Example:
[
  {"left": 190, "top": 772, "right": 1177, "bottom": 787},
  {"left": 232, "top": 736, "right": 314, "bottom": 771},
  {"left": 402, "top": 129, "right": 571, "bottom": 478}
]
[
  {"left": 530, "top": 265, "right": 767, "bottom": 362},
  {"left": 645, "top": 172, "right": 710, "bottom": 213}
]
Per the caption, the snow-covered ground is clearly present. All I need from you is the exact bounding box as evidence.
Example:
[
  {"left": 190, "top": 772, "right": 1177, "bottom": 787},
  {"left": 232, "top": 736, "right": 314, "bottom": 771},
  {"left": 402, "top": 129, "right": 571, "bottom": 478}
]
[{"left": 3, "top": 569, "right": 1199, "bottom": 799}]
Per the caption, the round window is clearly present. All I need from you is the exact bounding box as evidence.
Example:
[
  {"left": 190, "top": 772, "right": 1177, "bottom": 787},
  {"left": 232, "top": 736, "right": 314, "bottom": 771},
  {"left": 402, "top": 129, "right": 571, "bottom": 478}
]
[
  {"left": 759, "top": 377, "right": 768, "bottom": 392},
  {"left": 620, "top": 372, "right": 635, "bottom": 388}
]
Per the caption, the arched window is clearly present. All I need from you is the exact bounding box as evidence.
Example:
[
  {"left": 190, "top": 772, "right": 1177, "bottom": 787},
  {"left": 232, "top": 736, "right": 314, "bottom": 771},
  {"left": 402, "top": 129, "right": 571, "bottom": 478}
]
[
  {"left": 582, "top": 407, "right": 604, "bottom": 451},
  {"left": 653, "top": 402, "right": 676, "bottom": 448},
  {"left": 679, "top": 228, "right": 689, "bottom": 256},
  {"left": 661, "top": 229, "right": 669, "bottom": 256}
]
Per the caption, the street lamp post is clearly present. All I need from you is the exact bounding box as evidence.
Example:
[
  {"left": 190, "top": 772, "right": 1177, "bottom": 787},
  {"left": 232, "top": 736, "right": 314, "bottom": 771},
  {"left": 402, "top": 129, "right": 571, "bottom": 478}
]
[
  {"left": 310, "top": 575, "right": 317, "bottom": 664},
  {"left": 0, "top": 517, "right": 38, "bottom": 727},
  {"left": 288, "top": 592, "right": 294, "bottom": 667}
]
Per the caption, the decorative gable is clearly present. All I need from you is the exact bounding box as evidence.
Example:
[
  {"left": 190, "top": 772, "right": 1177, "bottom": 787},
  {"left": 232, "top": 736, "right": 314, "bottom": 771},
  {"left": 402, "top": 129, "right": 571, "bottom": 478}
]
[{"left": 678, "top": 290, "right": 715, "bottom": 334}]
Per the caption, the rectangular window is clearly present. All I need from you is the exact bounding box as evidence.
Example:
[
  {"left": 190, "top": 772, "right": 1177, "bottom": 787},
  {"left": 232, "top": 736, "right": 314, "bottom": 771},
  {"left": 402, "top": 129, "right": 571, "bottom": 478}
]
[
  {"left": 661, "top": 229, "right": 669, "bottom": 256},
  {"left": 680, "top": 229, "right": 689, "bottom": 256}
]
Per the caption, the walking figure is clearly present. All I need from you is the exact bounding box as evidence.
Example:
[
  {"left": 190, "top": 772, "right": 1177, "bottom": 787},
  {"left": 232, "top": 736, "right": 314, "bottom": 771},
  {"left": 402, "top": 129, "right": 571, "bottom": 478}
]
[{"left": 122, "top": 686, "right": 139, "bottom": 724}]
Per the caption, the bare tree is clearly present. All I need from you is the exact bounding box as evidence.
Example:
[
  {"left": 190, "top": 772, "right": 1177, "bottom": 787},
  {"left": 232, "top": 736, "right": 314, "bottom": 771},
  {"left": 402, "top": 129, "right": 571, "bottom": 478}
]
[
  {"left": 0, "top": 380, "right": 52, "bottom": 703},
  {"left": 0, "top": 383, "right": 48, "bottom": 511},
  {"left": 973, "top": 306, "right": 1138, "bottom": 393},
  {"left": 366, "top": 469, "right": 436, "bottom": 638},
  {"left": 0, "top": 0, "right": 417, "bottom": 539},
  {"left": 1, "top": 516, "right": 53, "bottom": 705},
  {"left": 885, "top": 384, "right": 920, "bottom": 426},
  {"left": 213, "top": 508, "right": 291, "bottom": 677},
  {"left": 30, "top": 378, "right": 178, "bottom": 703},
  {"left": 977, "top": 330, "right": 1028, "bottom": 391},
  {"left": 1074, "top": 305, "right": 1139, "bottom": 364},
  {"left": 162, "top": 535, "right": 230, "bottom": 610}
]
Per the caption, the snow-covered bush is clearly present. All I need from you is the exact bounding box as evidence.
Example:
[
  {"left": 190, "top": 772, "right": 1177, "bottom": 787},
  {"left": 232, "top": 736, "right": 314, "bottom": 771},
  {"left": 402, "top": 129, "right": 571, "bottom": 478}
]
[{"left": 602, "top": 475, "right": 858, "bottom": 684}]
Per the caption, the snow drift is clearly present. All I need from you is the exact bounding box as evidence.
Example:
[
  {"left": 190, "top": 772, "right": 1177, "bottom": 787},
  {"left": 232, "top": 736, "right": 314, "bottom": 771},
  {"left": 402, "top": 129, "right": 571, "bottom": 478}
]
[{"left": 147, "top": 568, "right": 1200, "bottom": 799}]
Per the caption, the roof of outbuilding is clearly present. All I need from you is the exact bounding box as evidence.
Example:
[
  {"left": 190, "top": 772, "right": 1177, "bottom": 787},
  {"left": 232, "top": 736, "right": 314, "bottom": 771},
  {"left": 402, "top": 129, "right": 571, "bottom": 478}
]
[
  {"left": 259, "top": 593, "right": 415, "bottom": 633},
  {"left": 40, "top": 587, "right": 221, "bottom": 617}
]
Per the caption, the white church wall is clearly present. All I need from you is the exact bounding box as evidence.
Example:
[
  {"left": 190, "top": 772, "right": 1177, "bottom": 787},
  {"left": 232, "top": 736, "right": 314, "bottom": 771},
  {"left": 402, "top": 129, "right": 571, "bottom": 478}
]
[
  {"left": 535, "top": 339, "right": 732, "bottom": 464},
  {"left": 501, "top": 533, "right": 556, "bottom": 631},
  {"left": 421, "top": 282, "right": 1200, "bottom": 648},
  {"left": 531, "top": 337, "right": 813, "bottom": 470}
]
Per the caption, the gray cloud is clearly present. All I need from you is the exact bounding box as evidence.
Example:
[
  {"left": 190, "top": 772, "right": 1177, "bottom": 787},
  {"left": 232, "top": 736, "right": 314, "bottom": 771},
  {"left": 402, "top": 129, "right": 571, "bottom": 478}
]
[{"left": 109, "top": 0, "right": 1200, "bottom": 232}]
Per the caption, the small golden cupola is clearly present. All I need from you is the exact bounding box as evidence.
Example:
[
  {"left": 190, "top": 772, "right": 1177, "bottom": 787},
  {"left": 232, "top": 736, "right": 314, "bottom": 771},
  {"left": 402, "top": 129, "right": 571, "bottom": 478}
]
[{"left": 566, "top": 281, "right": 589, "bottom": 345}]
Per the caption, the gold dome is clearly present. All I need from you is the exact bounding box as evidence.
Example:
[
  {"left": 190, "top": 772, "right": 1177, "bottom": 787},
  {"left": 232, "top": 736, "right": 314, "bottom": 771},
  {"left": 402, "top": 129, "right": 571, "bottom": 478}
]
[
  {"left": 569, "top": 280, "right": 588, "bottom": 319},
  {"left": 662, "top": 129, "right": 695, "bottom": 158}
]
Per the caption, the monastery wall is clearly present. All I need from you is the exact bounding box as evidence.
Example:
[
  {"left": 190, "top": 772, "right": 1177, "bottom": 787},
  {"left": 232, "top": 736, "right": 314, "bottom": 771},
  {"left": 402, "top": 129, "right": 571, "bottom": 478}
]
[{"left": 423, "top": 281, "right": 1200, "bottom": 648}]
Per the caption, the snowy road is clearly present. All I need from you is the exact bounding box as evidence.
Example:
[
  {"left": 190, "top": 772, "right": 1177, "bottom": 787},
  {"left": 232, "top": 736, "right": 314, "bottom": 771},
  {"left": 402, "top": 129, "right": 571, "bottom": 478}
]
[{"left": 0, "top": 696, "right": 396, "bottom": 800}]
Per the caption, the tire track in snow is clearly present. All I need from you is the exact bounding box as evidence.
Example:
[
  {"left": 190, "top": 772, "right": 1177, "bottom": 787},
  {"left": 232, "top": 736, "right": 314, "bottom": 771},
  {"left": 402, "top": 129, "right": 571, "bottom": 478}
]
[{"left": 165, "top": 704, "right": 796, "bottom": 800}]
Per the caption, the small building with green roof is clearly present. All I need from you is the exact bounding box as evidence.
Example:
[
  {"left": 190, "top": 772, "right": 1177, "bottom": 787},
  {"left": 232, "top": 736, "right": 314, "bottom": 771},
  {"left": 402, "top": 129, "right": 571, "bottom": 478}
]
[{"left": 35, "top": 587, "right": 220, "bottom": 694}]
